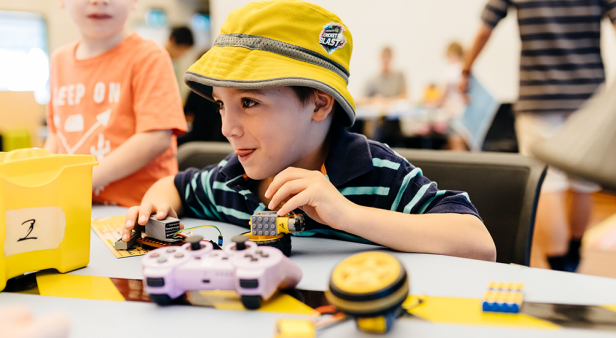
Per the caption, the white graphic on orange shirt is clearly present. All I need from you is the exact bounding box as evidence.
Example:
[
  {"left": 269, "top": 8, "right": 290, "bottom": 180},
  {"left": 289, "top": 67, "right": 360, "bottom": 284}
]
[
  {"left": 64, "top": 114, "right": 84, "bottom": 132},
  {"left": 90, "top": 133, "right": 111, "bottom": 162},
  {"left": 54, "top": 83, "right": 85, "bottom": 106},
  {"left": 57, "top": 109, "right": 111, "bottom": 154},
  {"left": 94, "top": 183, "right": 109, "bottom": 196}
]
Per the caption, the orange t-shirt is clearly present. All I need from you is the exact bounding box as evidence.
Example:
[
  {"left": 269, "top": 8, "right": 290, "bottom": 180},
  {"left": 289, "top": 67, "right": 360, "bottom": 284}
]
[{"left": 46, "top": 33, "right": 187, "bottom": 207}]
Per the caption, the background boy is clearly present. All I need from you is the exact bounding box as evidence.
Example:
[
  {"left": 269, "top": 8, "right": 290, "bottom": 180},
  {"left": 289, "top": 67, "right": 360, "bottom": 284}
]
[
  {"left": 44, "top": 0, "right": 187, "bottom": 207},
  {"left": 123, "top": 0, "right": 496, "bottom": 261}
]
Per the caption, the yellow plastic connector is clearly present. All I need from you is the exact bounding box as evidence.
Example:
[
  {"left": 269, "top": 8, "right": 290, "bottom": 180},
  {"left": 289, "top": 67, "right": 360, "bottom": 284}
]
[{"left": 274, "top": 319, "right": 315, "bottom": 338}]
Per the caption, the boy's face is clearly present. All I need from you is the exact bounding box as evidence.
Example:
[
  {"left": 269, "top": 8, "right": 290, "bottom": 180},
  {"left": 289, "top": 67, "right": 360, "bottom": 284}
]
[
  {"left": 213, "top": 87, "right": 332, "bottom": 180},
  {"left": 61, "top": 0, "right": 136, "bottom": 39}
]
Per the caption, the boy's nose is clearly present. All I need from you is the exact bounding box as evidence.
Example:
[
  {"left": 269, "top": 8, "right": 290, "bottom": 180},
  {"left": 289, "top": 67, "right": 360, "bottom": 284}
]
[{"left": 221, "top": 110, "right": 243, "bottom": 139}]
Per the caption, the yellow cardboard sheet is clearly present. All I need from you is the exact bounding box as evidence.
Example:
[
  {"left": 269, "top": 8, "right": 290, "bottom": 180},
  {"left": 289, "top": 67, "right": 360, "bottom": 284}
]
[
  {"left": 405, "top": 295, "right": 559, "bottom": 330},
  {"left": 36, "top": 272, "right": 125, "bottom": 302},
  {"left": 91, "top": 215, "right": 148, "bottom": 258}
]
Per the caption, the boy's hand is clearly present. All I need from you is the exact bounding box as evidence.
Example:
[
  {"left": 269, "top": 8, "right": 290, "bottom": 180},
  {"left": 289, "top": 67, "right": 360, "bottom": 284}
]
[
  {"left": 264, "top": 167, "right": 356, "bottom": 229},
  {"left": 122, "top": 202, "right": 184, "bottom": 241}
]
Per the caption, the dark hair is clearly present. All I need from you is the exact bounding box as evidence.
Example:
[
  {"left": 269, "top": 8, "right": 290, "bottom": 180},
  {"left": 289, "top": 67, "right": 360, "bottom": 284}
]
[
  {"left": 290, "top": 86, "right": 344, "bottom": 125},
  {"left": 170, "top": 26, "right": 194, "bottom": 46}
]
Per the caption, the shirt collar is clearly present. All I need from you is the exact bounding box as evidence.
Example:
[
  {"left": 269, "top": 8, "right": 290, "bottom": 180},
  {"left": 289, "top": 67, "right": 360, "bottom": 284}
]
[{"left": 220, "top": 124, "right": 374, "bottom": 188}]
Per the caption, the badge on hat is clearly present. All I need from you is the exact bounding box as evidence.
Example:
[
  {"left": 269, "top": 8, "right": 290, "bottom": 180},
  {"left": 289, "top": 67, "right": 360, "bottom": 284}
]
[{"left": 319, "top": 22, "right": 346, "bottom": 55}]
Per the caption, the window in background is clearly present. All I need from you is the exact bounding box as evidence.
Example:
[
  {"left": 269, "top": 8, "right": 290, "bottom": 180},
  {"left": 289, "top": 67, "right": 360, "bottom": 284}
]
[{"left": 0, "top": 10, "right": 50, "bottom": 104}]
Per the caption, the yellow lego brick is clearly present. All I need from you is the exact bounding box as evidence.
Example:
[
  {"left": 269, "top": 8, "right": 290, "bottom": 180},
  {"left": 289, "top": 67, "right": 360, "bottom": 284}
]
[{"left": 275, "top": 319, "right": 315, "bottom": 338}]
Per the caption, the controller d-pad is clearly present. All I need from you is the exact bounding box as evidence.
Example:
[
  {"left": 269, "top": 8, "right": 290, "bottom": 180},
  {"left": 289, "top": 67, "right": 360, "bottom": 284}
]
[{"left": 150, "top": 252, "right": 160, "bottom": 258}]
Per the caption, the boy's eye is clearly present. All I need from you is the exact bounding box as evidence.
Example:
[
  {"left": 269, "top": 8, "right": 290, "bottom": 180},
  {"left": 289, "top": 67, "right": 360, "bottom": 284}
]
[
  {"left": 242, "top": 98, "right": 258, "bottom": 108},
  {"left": 216, "top": 101, "right": 224, "bottom": 111}
]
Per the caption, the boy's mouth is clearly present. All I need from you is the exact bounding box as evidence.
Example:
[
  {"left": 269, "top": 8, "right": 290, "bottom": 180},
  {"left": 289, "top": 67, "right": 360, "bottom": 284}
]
[
  {"left": 235, "top": 149, "right": 256, "bottom": 159},
  {"left": 88, "top": 13, "right": 112, "bottom": 20}
]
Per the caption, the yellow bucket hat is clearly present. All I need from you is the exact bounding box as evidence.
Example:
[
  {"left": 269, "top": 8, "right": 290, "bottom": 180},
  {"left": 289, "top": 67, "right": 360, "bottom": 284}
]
[{"left": 184, "top": 0, "right": 356, "bottom": 126}]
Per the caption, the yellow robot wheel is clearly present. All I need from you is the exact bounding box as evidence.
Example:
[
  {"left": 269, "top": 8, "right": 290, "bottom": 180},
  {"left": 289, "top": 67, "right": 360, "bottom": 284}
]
[{"left": 325, "top": 252, "right": 409, "bottom": 333}]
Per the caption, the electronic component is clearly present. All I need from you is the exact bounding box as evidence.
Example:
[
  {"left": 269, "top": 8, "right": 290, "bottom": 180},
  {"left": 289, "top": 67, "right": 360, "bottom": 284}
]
[
  {"left": 249, "top": 211, "right": 305, "bottom": 237},
  {"left": 482, "top": 282, "right": 524, "bottom": 313}
]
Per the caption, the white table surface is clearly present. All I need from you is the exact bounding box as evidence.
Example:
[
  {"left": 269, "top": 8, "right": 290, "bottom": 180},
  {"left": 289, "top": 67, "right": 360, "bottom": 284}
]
[{"left": 2, "top": 205, "right": 616, "bottom": 338}]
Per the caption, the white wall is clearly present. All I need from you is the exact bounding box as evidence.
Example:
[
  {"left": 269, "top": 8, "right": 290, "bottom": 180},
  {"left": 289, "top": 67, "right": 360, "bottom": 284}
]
[{"left": 211, "top": 0, "right": 616, "bottom": 103}]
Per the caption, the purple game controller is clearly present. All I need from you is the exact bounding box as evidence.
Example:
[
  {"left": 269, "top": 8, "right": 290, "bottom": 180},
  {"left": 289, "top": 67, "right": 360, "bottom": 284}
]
[{"left": 141, "top": 235, "right": 303, "bottom": 309}]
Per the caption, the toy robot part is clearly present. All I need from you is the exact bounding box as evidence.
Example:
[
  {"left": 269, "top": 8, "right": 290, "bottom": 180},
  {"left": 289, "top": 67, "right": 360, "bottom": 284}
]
[
  {"left": 482, "top": 282, "right": 524, "bottom": 314},
  {"left": 249, "top": 211, "right": 305, "bottom": 237},
  {"left": 240, "top": 232, "right": 292, "bottom": 257},
  {"left": 325, "top": 252, "right": 410, "bottom": 334},
  {"left": 114, "top": 215, "right": 182, "bottom": 250}
]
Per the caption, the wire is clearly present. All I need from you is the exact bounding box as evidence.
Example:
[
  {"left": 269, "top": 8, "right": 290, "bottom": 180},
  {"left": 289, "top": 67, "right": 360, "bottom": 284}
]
[{"left": 172, "top": 225, "right": 222, "bottom": 238}]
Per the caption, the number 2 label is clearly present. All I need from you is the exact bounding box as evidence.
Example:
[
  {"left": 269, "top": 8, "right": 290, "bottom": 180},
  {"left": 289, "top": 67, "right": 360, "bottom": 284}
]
[
  {"left": 17, "top": 219, "right": 38, "bottom": 242},
  {"left": 4, "top": 207, "right": 66, "bottom": 258}
]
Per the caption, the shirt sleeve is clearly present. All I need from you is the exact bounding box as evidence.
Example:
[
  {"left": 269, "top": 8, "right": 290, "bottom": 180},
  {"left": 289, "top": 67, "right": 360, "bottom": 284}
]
[
  {"left": 131, "top": 44, "right": 187, "bottom": 136},
  {"left": 481, "top": 0, "right": 510, "bottom": 28},
  {"left": 174, "top": 165, "right": 226, "bottom": 221},
  {"left": 388, "top": 161, "right": 481, "bottom": 220},
  {"left": 605, "top": 0, "right": 616, "bottom": 22}
]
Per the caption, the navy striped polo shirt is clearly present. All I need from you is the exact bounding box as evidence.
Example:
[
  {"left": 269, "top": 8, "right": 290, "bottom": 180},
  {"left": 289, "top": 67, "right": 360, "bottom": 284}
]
[
  {"left": 174, "top": 125, "right": 480, "bottom": 244},
  {"left": 482, "top": 0, "right": 616, "bottom": 114}
]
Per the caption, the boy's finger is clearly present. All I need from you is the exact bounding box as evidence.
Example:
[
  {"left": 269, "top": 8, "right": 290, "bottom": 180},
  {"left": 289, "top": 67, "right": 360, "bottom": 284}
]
[
  {"left": 277, "top": 191, "right": 310, "bottom": 216},
  {"left": 180, "top": 222, "right": 185, "bottom": 230},
  {"left": 268, "top": 179, "right": 308, "bottom": 210},
  {"left": 265, "top": 167, "right": 310, "bottom": 198},
  {"left": 138, "top": 202, "right": 154, "bottom": 225},
  {"left": 154, "top": 205, "right": 169, "bottom": 220},
  {"left": 123, "top": 206, "right": 140, "bottom": 241}
]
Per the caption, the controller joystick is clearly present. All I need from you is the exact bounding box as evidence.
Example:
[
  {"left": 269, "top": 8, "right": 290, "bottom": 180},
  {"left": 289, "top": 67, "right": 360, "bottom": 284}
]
[
  {"left": 186, "top": 235, "right": 204, "bottom": 251},
  {"left": 232, "top": 235, "right": 249, "bottom": 250},
  {"left": 142, "top": 237, "right": 302, "bottom": 309}
]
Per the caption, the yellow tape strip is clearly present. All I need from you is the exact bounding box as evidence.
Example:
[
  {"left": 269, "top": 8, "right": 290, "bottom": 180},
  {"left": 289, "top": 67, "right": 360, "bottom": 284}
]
[
  {"left": 404, "top": 295, "right": 559, "bottom": 330},
  {"left": 36, "top": 271, "right": 125, "bottom": 302}
]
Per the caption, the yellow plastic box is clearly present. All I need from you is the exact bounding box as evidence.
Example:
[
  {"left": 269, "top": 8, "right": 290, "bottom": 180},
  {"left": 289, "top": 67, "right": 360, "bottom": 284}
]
[{"left": 0, "top": 148, "right": 97, "bottom": 291}]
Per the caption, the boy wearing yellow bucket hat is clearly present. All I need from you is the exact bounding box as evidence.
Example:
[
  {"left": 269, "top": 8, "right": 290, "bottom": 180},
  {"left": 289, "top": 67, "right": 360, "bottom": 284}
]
[{"left": 124, "top": 0, "right": 496, "bottom": 261}]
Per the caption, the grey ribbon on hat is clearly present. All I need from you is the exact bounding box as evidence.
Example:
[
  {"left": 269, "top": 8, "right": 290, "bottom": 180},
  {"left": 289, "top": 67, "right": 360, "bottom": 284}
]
[{"left": 213, "top": 33, "right": 350, "bottom": 84}]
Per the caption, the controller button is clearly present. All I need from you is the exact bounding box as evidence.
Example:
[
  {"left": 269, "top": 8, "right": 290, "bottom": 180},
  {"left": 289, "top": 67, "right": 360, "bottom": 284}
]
[
  {"left": 157, "top": 258, "right": 167, "bottom": 263},
  {"left": 260, "top": 253, "right": 269, "bottom": 258},
  {"left": 174, "top": 253, "right": 184, "bottom": 258},
  {"left": 146, "top": 278, "right": 165, "bottom": 287},
  {"left": 166, "top": 248, "right": 176, "bottom": 253},
  {"left": 202, "top": 279, "right": 210, "bottom": 284},
  {"left": 244, "top": 254, "right": 253, "bottom": 258},
  {"left": 195, "top": 256, "right": 201, "bottom": 260},
  {"left": 255, "top": 250, "right": 263, "bottom": 254},
  {"left": 239, "top": 279, "right": 259, "bottom": 289},
  {"left": 222, "top": 257, "right": 228, "bottom": 260},
  {"left": 150, "top": 253, "right": 160, "bottom": 258},
  {"left": 251, "top": 257, "right": 259, "bottom": 262}
]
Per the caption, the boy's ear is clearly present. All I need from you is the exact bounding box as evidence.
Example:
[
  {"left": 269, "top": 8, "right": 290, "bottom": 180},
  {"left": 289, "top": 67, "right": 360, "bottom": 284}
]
[{"left": 312, "top": 91, "right": 335, "bottom": 122}]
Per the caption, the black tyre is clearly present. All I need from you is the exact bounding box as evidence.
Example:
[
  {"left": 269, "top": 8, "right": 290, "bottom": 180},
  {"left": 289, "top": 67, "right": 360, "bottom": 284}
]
[
  {"left": 149, "top": 294, "right": 173, "bottom": 306},
  {"left": 241, "top": 295, "right": 263, "bottom": 310},
  {"left": 240, "top": 232, "right": 292, "bottom": 257}
]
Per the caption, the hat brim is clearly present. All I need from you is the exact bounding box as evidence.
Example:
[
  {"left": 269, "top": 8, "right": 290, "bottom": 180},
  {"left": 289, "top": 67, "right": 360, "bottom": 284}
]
[{"left": 184, "top": 46, "right": 356, "bottom": 126}]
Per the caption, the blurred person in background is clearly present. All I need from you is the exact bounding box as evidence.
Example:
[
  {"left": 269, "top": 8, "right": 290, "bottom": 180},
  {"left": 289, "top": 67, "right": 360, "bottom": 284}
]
[
  {"left": 460, "top": 0, "right": 616, "bottom": 271},
  {"left": 177, "top": 51, "right": 228, "bottom": 146},
  {"left": 165, "top": 26, "right": 195, "bottom": 88},
  {"left": 359, "top": 46, "right": 408, "bottom": 147}
]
